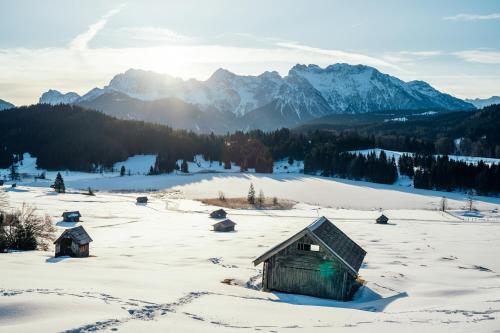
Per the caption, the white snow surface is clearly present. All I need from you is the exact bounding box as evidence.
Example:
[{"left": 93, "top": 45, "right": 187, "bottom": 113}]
[
  {"left": 352, "top": 148, "right": 500, "bottom": 166},
  {"left": 1, "top": 173, "right": 500, "bottom": 332}
]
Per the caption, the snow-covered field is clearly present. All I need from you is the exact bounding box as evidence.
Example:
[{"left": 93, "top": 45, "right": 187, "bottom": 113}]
[
  {"left": 352, "top": 148, "right": 500, "bottom": 166},
  {"left": 1, "top": 170, "right": 500, "bottom": 332}
]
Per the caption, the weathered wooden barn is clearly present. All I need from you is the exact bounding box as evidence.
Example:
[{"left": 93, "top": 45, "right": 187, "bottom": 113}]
[
  {"left": 62, "top": 211, "right": 81, "bottom": 222},
  {"left": 213, "top": 219, "right": 236, "bottom": 232},
  {"left": 210, "top": 208, "right": 227, "bottom": 219},
  {"left": 136, "top": 196, "right": 148, "bottom": 204},
  {"left": 376, "top": 214, "right": 389, "bottom": 224},
  {"left": 54, "top": 226, "right": 92, "bottom": 257},
  {"left": 253, "top": 216, "right": 366, "bottom": 301}
]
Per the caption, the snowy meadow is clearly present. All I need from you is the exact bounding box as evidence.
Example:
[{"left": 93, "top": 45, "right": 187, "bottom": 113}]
[{"left": 1, "top": 155, "right": 500, "bottom": 332}]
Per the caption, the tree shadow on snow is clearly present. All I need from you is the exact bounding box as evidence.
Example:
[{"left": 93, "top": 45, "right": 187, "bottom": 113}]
[
  {"left": 271, "top": 286, "right": 407, "bottom": 312},
  {"left": 45, "top": 256, "right": 71, "bottom": 263},
  {"left": 55, "top": 220, "right": 77, "bottom": 228}
]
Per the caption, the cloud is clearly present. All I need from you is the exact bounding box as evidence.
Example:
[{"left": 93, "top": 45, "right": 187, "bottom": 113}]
[
  {"left": 382, "top": 50, "right": 442, "bottom": 64},
  {"left": 115, "top": 26, "right": 194, "bottom": 43},
  {"left": 454, "top": 50, "right": 500, "bottom": 64},
  {"left": 443, "top": 13, "right": 500, "bottom": 21},
  {"left": 276, "top": 42, "right": 402, "bottom": 70},
  {"left": 69, "top": 3, "right": 126, "bottom": 50}
]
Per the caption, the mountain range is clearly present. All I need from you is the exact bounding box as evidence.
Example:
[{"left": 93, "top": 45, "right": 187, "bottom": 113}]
[
  {"left": 466, "top": 96, "right": 500, "bottom": 109},
  {"left": 39, "top": 64, "right": 476, "bottom": 133}
]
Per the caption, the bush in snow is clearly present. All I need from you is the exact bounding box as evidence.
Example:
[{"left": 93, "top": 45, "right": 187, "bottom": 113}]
[
  {"left": 0, "top": 204, "right": 56, "bottom": 252},
  {"left": 257, "top": 190, "right": 265, "bottom": 207}
]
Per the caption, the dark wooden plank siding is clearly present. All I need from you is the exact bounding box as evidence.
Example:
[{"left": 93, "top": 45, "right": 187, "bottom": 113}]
[{"left": 264, "top": 234, "right": 360, "bottom": 300}]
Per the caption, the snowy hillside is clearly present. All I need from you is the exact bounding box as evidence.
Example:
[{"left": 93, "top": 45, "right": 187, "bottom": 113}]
[
  {"left": 352, "top": 148, "right": 500, "bottom": 166},
  {"left": 0, "top": 98, "right": 15, "bottom": 110}
]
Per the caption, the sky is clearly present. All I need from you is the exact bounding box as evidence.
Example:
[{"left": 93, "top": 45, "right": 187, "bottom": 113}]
[{"left": 1, "top": 0, "right": 500, "bottom": 105}]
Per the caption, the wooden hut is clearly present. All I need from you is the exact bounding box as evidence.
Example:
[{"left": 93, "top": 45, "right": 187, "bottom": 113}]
[
  {"left": 62, "top": 211, "right": 81, "bottom": 222},
  {"left": 213, "top": 219, "right": 236, "bottom": 232},
  {"left": 376, "top": 214, "right": 389, "bottom": 224},
  {"left": 54, "top": 226, "right": 92, "bottom": 257},
  {"left": 136, "top": 196, "right": 148, "bottom": 204},
  {"left": 253, "top": 216, "right": 366, "bottom": 301},
  {"left": 210, "top": 208, "right": 227, "bottom": 219}
]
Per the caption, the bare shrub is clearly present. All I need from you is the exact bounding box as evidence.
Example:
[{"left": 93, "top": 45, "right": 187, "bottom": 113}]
[{"left": 0, "top": 204, "right": 56, "bottom": 251}]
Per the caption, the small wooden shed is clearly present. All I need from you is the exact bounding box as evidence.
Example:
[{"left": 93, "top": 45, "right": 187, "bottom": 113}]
[
  {"left": 210, "top": 208, "right": 227, "bottom": 219},
  {"left": 253, "top": 216, "right": 366, "bottom": 301},
  {"left": 136, "top": 196, "right": 148, "bottom": 204},
  {"left": 213, "top": 219, "right": 236, "bottom": 232},
  {"left": 62, "top": 211, "right": 81, "bottom": 222},
  {"left": 54, "top": 226, "right": 92, "bottom": 257},
  {"left": 376, "top": 214, "right": 389, "bottom": 224}
]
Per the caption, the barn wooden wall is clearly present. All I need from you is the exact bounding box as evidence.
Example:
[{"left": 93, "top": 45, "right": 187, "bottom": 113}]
[{"left": 263, "top": 234, "right": 360, "bottom": 300}]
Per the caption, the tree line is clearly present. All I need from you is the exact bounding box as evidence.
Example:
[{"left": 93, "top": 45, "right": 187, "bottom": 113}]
[{"left": 1, "top": 104, "right": 499, "bottom": 193}]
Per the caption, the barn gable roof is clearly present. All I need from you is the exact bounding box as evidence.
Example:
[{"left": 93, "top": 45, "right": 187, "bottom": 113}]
[
  {"left": 54, "top": 226, "right": 93, "bottom": 245},
  {"left": 62, "top": 211, "right": 81, "bottom": 218},
  {"left": 212, "top": 219, "right": 236, "bottom": 227},
  {"left": 253, "top": 216, "right": 366, "bottom": 275},
  {"left": 376, "top": 214, "right": 389, "bottom": 223}
]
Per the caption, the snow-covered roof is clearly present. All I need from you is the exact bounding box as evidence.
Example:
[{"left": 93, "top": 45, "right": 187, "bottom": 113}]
[
  {"left": 54, "top": 226, "right": 92, "bottom": 245},
  {"left": 62, "top": 211, "right": 81, "bottom": 218},
  {"left": 212, "top": 219, "right": 236, "bottom": 227}
]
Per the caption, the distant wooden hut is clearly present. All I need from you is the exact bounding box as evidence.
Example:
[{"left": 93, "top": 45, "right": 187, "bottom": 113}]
[
  {"left": 376, "top": 214, "right": 389, "bottom": 224},
  {"left": 0, "top": 180, "right": 4, "bottom": 186},
  {"left": 213, "top": 219, "right": 236, "bottom": 232},
  {"left": 136, "top": 196, "right": 148, "bottom": 204},
  {"left": 253, "top": 216, "right": 367, "bottom": 301},
  {"left": 210, "top": 208, "right": 227, "bottom": 219},
  {"left": 54, "top": 226, "right": 92, "bottom": 257},
  {"left": 62, "top": 211, "right": 81, "bottom": 222}
]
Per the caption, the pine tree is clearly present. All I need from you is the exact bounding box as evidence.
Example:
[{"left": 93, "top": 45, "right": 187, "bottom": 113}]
[
  {"left": 247, "top": 183, "right": 255, "bottom": 205},
  {"left": 9, "top": 163, "right": 19, "bottom": 181},
  {"left": 120, "top": 165, "right": 126, "bottom": 177},
  {"left": 257, "top": 190, "right": 265, "bottom": 207},
  {"left": 53, "top": 172, "right": 65, "bottom": 193},
  {"left": 181, "top": 159, "right": 189, "bottom": 173}
]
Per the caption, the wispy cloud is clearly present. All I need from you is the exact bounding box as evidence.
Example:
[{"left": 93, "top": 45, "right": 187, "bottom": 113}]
[
  {"left": 383, "top": 50, "right": 442, "bottom": 64},
  {"left": 443, "top": 13, "right": 500, "bottom": 21},
  {"left": 454, "top": 50, "right": 500, "bottom": 64},
  {"left": 276, "top": 42, "right": 401, "bottom": 70},
  {"left": 115, "top": 26, "right": 194, "bottom": 43},
  {"left": 69, "top": 3, "right": 126, "bottom": 50}
]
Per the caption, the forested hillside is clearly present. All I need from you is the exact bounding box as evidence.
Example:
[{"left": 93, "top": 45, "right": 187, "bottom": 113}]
[
  {"left": 298, "top": 104, "right": 500, "bottom": 158},
  {"left": 1, "top": 104, "right": 499, "bottom": 193}
]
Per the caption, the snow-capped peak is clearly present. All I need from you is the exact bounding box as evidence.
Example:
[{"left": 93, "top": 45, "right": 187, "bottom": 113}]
[
  {"left": 38, "top": 63, "right": 474, "bottom": 122},
  {"left": 39, "top": 89, "right": 81, "bottom": 105}
]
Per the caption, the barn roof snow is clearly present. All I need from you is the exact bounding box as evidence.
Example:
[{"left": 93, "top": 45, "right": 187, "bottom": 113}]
[
  {"left": 54, "top": 226, "right": 93, "bottom": 245},
  {"left": 212, "top": 219, "right": 236, "bottom": 227},
  {"left": 253, "top": 216, "right": 366, "bottom": 275},
  {"left": 62, "top": 211, "right": 81, "bottom": 218}
]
